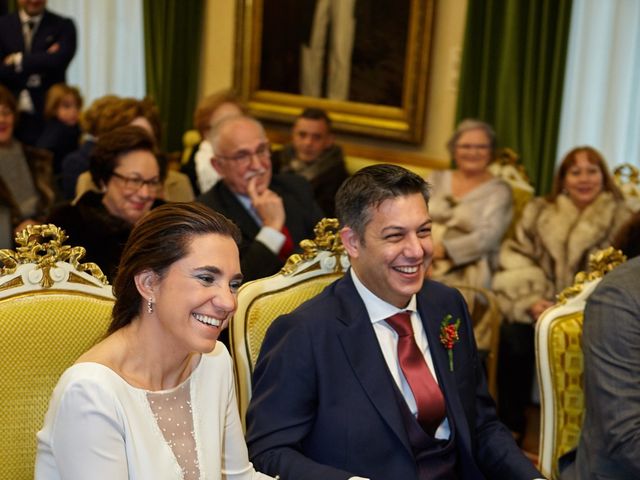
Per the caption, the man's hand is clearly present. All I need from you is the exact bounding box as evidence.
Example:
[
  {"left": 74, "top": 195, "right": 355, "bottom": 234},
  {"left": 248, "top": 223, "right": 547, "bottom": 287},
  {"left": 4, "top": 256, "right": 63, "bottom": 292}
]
[
  {"left": 527, "top": 298, "right": 554, "bottom": 322},
  {"left": 4, "top": 52, "right": 18, "bottom": 65},
  {"left": 247, "top": 176, "right": 285, "bottom": 231}
]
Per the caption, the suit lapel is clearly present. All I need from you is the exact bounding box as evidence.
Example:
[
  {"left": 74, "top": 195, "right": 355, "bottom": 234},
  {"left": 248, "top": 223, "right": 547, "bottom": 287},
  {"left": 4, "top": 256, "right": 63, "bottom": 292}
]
[
  {"left": 270, "top": 175, "right": 303, "bottom": 243},
  {"left": 334, "top": 275, "right": 413, "bottom": 454},
  {"left": 417, "top": 281, "right": 473, "bottom": 448},
  {"left": 214, "top": 182, "right": 260, "bottom": 239},
  {"left": 7, "top": 13, "right": 25, "bottom": 52},
  {"left": 31, "top": 11, "right": 50, "bottom": 52}
]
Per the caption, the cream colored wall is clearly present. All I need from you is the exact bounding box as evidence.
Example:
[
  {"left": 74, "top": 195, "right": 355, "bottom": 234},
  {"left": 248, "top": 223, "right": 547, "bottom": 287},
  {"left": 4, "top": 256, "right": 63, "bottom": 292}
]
[
  {"left": 198, "top": 0, "right": 236, "bottom": 98},
  {"left": 424, "top": 0, "right": 468, "bottom": 161},
  {"left": 198, "top": 0, "right": 467, "bottom": 165}
]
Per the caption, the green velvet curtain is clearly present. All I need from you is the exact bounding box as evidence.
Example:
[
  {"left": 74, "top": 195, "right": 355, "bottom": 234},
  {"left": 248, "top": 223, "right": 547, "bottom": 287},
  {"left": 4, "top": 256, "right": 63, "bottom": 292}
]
[
  {"left": 456, "top": 0, "right": 573, "bottom": 194},
  {"left": 143, "top": 0, "right": 203, "bottom": 153}
]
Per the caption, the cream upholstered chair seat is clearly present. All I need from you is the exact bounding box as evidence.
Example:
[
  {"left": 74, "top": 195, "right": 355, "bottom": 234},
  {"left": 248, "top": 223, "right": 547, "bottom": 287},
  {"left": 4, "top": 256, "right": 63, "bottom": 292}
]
[
  {"left": 535, "top": 247, "right": 626, "bottom": 479},
  {"left": 230, "top": 218, "right": 349, "bottom": 430},
  {"left": 0, "top": 225, "right": 114, "bottom": 479}
]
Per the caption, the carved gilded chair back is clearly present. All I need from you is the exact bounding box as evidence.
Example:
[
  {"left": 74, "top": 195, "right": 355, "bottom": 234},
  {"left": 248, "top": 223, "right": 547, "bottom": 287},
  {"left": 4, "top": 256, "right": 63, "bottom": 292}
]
[
  {"left": 488, "top": 148, "right": 535, "bottom": 239},
  {"left": 614, "top": 163, "right": 640, "bottom": 212},
  {"left": 535, "top": 247, "right": 626, "bottom": 479},
  {"left": 230, "top": 218, "right": 349, "bottom": 430},
  {"left": 0, "top": 225, "right": 114, "bottom": 479}
]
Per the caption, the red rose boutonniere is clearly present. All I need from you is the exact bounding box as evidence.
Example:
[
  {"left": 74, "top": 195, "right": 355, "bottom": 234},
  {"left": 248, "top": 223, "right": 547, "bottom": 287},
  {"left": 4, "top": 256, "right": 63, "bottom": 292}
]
[{"left": 440, "top": 314, "right": 461, "bottom": 371}]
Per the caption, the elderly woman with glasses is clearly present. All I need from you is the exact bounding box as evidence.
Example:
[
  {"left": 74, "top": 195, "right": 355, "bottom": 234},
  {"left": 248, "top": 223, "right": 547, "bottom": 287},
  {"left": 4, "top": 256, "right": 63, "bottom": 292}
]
[
  {"left": 48, "top": 125, "right": 165, "bottom": 280},
  {"left": 427, "top": 119, "right": 513, "bottom": 294}
]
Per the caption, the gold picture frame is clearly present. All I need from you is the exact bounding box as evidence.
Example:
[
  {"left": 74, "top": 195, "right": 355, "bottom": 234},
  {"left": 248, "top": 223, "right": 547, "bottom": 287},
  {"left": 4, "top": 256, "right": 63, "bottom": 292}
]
[{"left": 234, "top": 0, "right": 435, "bottom": 143}]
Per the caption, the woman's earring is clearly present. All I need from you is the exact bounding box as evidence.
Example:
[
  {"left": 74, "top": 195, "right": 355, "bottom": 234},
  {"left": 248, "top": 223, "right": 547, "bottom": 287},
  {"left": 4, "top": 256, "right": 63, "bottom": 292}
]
[{"left": 147, "top": 298, "right": 154, "bottom": 314}]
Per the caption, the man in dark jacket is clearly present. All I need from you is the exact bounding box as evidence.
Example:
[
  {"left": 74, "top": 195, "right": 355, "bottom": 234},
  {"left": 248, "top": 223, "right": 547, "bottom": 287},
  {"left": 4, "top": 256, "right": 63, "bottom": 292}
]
[
  {"left": 274, "top": 107, "right": 348, "bottom": 216},
  {"left": 198, "top": 114, "right": 323, "bottom": 282},
  {"left": 0, "top": 0, "right": 77, "bottom": 144}
]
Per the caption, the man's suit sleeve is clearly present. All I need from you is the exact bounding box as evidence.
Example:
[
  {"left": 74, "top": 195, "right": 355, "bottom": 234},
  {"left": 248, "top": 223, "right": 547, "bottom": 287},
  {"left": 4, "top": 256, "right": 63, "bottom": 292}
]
[
  {"left": 22, "top": 16, "right": 77, "bottom": 75},
  {"left": 279, "top": 172, "right": 324, "bottom": 224},
  {"left": 296, "top": 173, "right": 324, "bottom": 223},
  {"left": 246, "top": 315, "right": 356, "bottom": 480},
  {"left": 197, "top": 185, "right": 282, "bottom": 281},
  {"left": 473, "top": 365, "right": 540, "bottom": 478},
  {"left": 582, "top": 278, "right": 640, "bottom": 474},
  {"left": 239, "top": 173, "right": 324, "bottom": 281},
  {"left": 0, "top": 16, "right": 23, "bottom": 86},
  {"left": 239, "top": 240, "right": 282, "bottom": 281}
]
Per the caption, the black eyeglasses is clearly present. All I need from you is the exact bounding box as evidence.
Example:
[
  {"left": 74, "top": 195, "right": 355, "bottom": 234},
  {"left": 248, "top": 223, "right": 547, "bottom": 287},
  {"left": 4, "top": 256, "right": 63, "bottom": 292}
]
[
  {"left": 111, "top": 172, "right": 162, "bottom": 192},
  {"left": 216, "top": 142, "right": 271, "bottom": 166}
]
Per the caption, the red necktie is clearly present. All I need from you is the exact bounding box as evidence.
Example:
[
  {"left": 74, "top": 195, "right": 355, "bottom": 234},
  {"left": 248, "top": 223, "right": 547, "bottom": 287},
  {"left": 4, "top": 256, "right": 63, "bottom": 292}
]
[
  {"left": 278, "top": 225, "right": 294, "bottom": 261},
  {"left": 386, "top": 312, "right": 446, "bottom": 434}
]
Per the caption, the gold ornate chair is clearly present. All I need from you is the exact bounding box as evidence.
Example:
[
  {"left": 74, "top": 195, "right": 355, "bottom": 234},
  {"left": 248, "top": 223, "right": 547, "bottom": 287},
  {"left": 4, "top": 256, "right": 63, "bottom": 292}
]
[
  {"left": 0, "top": 225, "right": 114, "bottom": 479},
  {"left": 230, "top": 219, "right": 349, "bottom": 429},
  {"left": 181, "top": 128, "right": 202, "bottom": 165},
  {"left": 614, "top": 163, "right": 640, "bottom": 212},
  {"left": 489, "top": 148, "right": 535, "bottom": 239},
  {"left": 535, "top": 247, "right": 626, "bottom": 479}
]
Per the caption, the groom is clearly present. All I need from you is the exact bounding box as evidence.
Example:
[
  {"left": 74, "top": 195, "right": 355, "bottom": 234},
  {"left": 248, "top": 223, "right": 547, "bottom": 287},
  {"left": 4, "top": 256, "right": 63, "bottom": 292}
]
[{"left": 246, "top": 164, "right": 542, "bottom": 479}]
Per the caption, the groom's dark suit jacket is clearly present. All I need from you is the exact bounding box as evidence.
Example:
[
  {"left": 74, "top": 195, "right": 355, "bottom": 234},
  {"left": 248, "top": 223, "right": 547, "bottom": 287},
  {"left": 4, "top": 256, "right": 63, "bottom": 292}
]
[{"left": 247, "top": 273, "right": 541, "bottom": 479}]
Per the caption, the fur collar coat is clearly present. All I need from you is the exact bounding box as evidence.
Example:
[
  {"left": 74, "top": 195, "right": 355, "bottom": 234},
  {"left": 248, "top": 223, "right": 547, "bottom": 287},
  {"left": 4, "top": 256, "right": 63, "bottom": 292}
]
[{"left": 492, "top": 191, "right": 632, "bottom": 323}]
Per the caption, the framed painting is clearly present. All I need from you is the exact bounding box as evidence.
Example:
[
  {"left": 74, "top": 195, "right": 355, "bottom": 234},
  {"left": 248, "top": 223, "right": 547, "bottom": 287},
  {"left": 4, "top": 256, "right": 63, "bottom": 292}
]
[{"left": 234, "top": 0, "right": 435, "bottom": 143}]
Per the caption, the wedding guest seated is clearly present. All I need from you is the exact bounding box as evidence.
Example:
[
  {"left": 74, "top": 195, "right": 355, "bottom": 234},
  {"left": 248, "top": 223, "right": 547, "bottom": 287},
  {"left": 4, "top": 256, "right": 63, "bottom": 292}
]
[
  {"left": 197, "top": 115, "right": 323, "bottom": 347},
  {"left": 59, "top": 94, "right": 119, "bottom": 199},
  {"left": 0, "top": 84, "right": 54, "bottom": 237},
  {"left": 48, "top": 125, "right": 165, "bottom": 280},
  {"left": 181, "top": 89, "right": 246, "bottom": 196},
  {"left": 69, "top": 95, "right": 193, "bottom": 203},
  {"left": 36, "top": 202, "right": 274, "bottom": 480},
  {"left": 428, "top": 119, "right": 512, "bottom": 290},
  {"left": 198, "top": 115, "right": 323, "bottom": 282},
  {"left": 60, "top": 96, "right": 161, "bottom": 200},
  {"left": 492, "top": 146, "right": 632, "bottom": 443},
  {"left": 36, "top": 83, "right": 82, "bottom": 196},
  {"left": 275, "top": 107, "right": 348, "bottom": 216}
]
